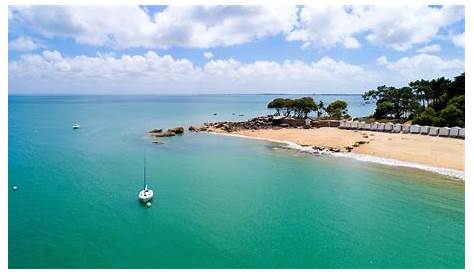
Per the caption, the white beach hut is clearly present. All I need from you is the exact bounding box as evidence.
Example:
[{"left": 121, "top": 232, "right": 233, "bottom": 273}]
[
  {"left": 402, "top": 124, "right": 410, "bottom": 134},
  {"left": 377, "top": 123, "right": 385, "bottom": 132},
  {"left": 439, "top": 127, "right": 450, "bottom": 137},
  {"left": 420, "top": 126, "right": 430, "bottom": 135},
  {"left": 458, "top": 128, "right": 465, "bottom": 139},
  {"left": 363, "top": 122, "right": 371, "bottom": 130},
  {"left": 351, "top": 121, "right": 359, "bottom": 129},
  {"left": 410, "top": 124, "right": 421, "bottom": 134},
  {"left": 338, "top": 120, "right": 347, "bottom": 129},
  {"left": 384, "top": 123, "right": 393, "bottom": 132},
  {"left": 449, "top": 127, "right": 460, "bottom": 138},
  {"left": 370, "top": 122, "right": 379, "bottom": 131},
  {"left": 358, "top": 121, "right": 366, "bottom": 130},
  {"left": 392, "top": 123, "right": 402, "bottom": 133},
  {"left": 428, "top": 127, "right": 439, "bottom": 136}
]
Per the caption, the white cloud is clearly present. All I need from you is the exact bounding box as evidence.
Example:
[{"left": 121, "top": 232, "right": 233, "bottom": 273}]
[
  {"left": 203, "top": 52, "right": 214, "bottom": 59},
  {"left": 376, "top": 56, "right": 388, "bottom": 65},
  {"left": 452, "top": 33, "right": 464, "bottom": 48},
  {"left": 9, "top": 5, "right": 298, "bottom": 49},
  {"left": 288, "top": 6, "right": 464, "bottom": 51},
  {"left": 416, "top": 44, "right": 441, "bottom": 53},
  {"left": 9, "top": 51, "right": 382, "bottom": 94},
  {"left": 379, "top": 53, "right": 464, "bottom": 80},
  {"left": 9, "top": 36, "right": 38, "bottom": 51}
]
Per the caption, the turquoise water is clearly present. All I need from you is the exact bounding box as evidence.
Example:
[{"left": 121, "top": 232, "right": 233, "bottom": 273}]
[{"left": 9, "top": 95, "right": 464, "bottom": 268}]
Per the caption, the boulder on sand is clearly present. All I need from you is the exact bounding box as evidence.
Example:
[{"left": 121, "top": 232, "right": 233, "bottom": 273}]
[{"left": 168, "top": 127, "right": 184, "bottom": 134}]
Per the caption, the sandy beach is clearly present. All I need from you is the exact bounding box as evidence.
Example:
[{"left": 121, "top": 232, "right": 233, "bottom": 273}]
[{"left": 217, "top": 127, "right": 465, "bottom": 172}]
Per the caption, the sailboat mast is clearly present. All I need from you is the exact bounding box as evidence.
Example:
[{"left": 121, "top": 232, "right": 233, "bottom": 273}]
[{"left": 143, "top": 152, "right": 147, "bottom": 190}]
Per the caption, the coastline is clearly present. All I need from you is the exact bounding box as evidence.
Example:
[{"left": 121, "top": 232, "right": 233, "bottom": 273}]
[{"left": 207, "top": 129, "right": 465, "bottom": 180}]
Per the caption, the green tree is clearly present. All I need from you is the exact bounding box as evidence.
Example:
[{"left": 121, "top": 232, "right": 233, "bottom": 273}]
[
  {"left": 326, "top": 100, "right": 348, "bottom": 119},
  {"left": 374, "top": 100, "right": 393, "bottom": 119},
  {"left": 440, "top": 104, "right": 464, "bottom": 127},
  {"left": 413, "top": 107, "right": 437, "bottom": 126},
  {"left": 294, "top": 97, "right": 317, "bottom": 118},
  {"left": 363, "top": 85, "right": 418, "bottom": 119},
  {"left": 267, "top": 98, "right": 286, "bottom": 115}
]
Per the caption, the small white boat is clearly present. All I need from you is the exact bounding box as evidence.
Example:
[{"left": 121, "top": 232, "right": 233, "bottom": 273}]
[
  {"left": 138, "top": 153, "right": 154, "bottom": 203},
  {"left": 72, "top": 124, "right": 80, "bottom": 129},
  {"left": 139, "top": 187, "right": 154, "bottom": 203}
]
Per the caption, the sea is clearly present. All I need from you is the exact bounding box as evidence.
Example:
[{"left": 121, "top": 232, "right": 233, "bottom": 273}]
[{"left": 8, "top": 94, "right": 464, "bottom": 268}]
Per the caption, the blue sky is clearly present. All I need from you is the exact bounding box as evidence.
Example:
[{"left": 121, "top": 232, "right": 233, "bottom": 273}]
[{"left": 8, "top": 5, "right": 465, "bottom": 94}]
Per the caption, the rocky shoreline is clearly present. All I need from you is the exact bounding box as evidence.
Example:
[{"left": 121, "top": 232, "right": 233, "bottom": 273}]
[{"left": 147, "top": 115, "right": 361, "bottom": 152}]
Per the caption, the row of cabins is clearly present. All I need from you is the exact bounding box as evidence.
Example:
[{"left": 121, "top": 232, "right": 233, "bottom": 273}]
[{"left": 338, "top": 121, "right": 465, "bottom": 139}]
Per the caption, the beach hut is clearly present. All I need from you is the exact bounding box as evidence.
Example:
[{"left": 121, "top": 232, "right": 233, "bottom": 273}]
[
  {"left": 370, "top": 122, "right": 379, "bottom": 131},
  {"left": 351, "top": 121, "right": 359, "bottom": 129},
  {"left": 363, "top": 122, "right": 371, "bottom": 130},
  {"left": 377, "top": 123, "right": 385, "bottom": 132},
  {"left": 337, "top": 120, "right": 345, "bottom": 129},
  {"left": 428, "top": 127, "right": 439, "bottom": 136},
  {"left": 439, "top": 127, "right": 450, "bottom": 137},
  {"left": 357, "top": 121, "right": 366, "bottom": 130},
  {"left": 458, "top": 128, "right": 465, "bottom": 139},
  {"left": 420, "top": 126, "right": 430, "bottom": 135},
  {"left": 449, "top": 127, "right": 460, "bottom": 138},
  {"left": 392, "top": 123, "right": 402, "bottom": 133},
  {"left": 384, "top": 123, "right": 393, "bottom": 132},
  {"left": 410, "top": 124, "right": 421, "bottom": 134},
  {"left": 402, "top": 124, "right": 410, "bottom": 133},
  {"left": 339, "top": 120, "right": 349, "bottom": 129}
]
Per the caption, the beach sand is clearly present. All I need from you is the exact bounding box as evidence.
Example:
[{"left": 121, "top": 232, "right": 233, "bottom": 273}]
[{"left": 219, "top": 127, "right": 465, "bottom": 171}]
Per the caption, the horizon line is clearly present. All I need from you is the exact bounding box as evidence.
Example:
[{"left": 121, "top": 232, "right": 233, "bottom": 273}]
[{"left": 8, "top": 93, "right": 364, "bottom": 96}]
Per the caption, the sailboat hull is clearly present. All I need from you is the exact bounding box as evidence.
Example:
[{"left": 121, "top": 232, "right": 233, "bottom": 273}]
[{"left": 138, "top": 189, "right": 154, "bottom": 202}]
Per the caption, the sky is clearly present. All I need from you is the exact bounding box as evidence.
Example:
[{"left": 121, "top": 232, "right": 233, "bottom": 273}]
[{"left": 8, "top": 5, "right": 465, "bottom": 95}]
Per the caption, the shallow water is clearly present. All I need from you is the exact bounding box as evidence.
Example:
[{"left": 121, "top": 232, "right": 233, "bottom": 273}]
[{"left": 8, "top": 95, "right": 464, "bottom": 268}]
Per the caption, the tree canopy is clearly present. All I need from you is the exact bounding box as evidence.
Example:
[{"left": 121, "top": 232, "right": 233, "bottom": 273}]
[
  {"left": 363, "top": 72, "right": 465, "bottom": 127},
  {"left": 325, "top": 100, "right": 348, "bottom": 119},
  {"left": 267, "top": 97, "right": 347, "bottom": 119}
]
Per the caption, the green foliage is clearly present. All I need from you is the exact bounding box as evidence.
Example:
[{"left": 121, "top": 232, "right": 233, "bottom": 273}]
[
  {"left": 412, "top": 107, "right": 436, "bottom": 126},
  {"left": 267, "top": 98, "right": 285, "bottom": 115},
  {"left": 364, "top": 72, "right": 465, "bottom": 127},
  {"left": 267, "top": 97, "right": 321, "bottom": 118},
  {"left": 326, "top": 100, "right": 348, "bottom": 119},
  {"left": 363, "top": 85, "right": 418, "bottom": 119},
  {"left": 374, "top": 101, "right": 393, "bottom": 119},
  {"left": 440, "top": 104, "right": 464, "bottom": 127}
]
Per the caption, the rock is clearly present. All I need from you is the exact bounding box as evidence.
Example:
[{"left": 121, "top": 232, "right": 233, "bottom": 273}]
[
  {"left": 213, "top": 113, "right": 218, "bottom": 116},
  {"left": 280, "top": 123, "right": 289, "bottom": 128},
  {"left": 151, "top": 131, "right": 176, "bottom": 137},
  {"left": 189, "top": 125, "right": 207, "bottom": 131},
  {"left": 303, "top": 125, "right": 311, "bottom": 129},
  {"left": 168, "top": 127, "right": 184, "bottom": 134},
  {"left": 148, "top": 128, "right": 162, "bottom": 133}
]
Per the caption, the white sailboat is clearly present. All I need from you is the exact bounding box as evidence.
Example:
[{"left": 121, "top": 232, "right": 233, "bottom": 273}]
[
  {"left": 72, "top": 123, "right": 80, "bottom": 129},
  {"left": 138, "top": 154, "right": 154, "bottom": 203}
]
